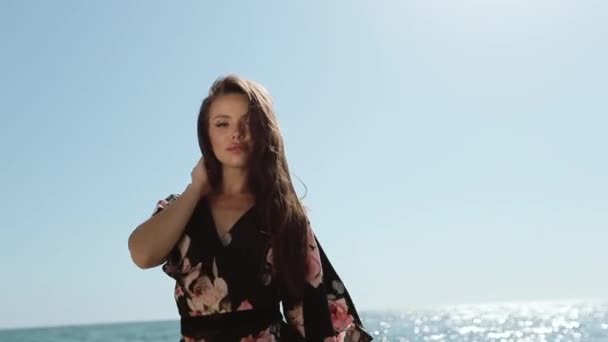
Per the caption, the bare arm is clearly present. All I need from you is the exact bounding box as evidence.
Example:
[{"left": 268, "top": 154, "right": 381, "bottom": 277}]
[
  {"left": 128, "top": 157, "right": 210, "bottom": 269},
  {"left": 128, "top": 184, "right": 203, "bottom": 269}
]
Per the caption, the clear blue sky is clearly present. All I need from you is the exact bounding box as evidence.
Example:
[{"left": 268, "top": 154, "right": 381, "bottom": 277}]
[{"left": 1, "top": 0, "right": 606, "bottom": 330}]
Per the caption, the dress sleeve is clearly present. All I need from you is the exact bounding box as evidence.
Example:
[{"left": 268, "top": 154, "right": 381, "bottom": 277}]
[
  {"left": 281, "top": 225, "right": 373, "bottom": 342},
  {"left": 151, "top": 194, "right": 192, "bottom": 279},
  {"left": 151, "top": 193, "right": 181, "bottom": 216}
]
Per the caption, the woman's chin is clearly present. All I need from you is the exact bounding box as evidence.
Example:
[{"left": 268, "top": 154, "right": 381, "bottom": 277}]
[{"left": 219, "top": 158, "right": 250, "bottom": 170}]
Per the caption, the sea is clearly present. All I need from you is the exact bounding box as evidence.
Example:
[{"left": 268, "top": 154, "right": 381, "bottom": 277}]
[{"left": 1, "top": 301, "right": 607, "bottom": 342}]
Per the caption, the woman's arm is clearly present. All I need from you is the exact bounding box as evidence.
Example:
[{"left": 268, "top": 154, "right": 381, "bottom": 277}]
[
  {"left": 129, "top": 157, "right": 209, "bottom": 269},
  {"left": 128, "top": 183, "right": 203, "bottom": 269}
]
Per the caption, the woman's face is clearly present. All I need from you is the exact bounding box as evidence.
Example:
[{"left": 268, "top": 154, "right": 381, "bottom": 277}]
[{"left": 207, "top": 93, "right": 252, "bottom": 169}]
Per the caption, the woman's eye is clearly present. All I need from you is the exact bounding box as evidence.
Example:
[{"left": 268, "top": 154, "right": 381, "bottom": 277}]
[{"left": 215, "top": 122, "right": 228, "bottom": 128}]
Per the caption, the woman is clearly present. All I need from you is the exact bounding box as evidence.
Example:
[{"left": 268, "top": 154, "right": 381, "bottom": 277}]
[{"left": 128, "top": 75, "right": 372, "bottom": 341}]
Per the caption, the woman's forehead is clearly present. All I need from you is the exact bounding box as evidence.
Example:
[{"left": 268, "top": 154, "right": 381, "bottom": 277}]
[{"left": 209, "top": 94, "right": 249, "bottom": 119}]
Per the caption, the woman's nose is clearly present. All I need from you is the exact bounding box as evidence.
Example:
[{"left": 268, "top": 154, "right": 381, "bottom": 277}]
[
  {"left": 232, "top": 122, "right": 247, "bottom": 140},
  {"left": 232, "top": 127, "right": 244, "bottom": 140}
]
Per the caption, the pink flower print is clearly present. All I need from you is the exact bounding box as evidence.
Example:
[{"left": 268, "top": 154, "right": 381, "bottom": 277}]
[
  {"left": 306, "top": 227, "right": 323, "bottom": 287},
  {"left": 240, "top": 328, "right": 276, "bottom": 342},
  {"left": 186, "top": 259, "right": 230, "bottom": 314},
  {"left": 342, "top": 328, "right": 363, "bottom": 341},
  {"left": 266, "top": 248, "right": 273, "bottom": 265},
  {"left": 328, "top": 298, "right": 354, "bottom": 332},
  {"left": 181, "top": 257, "right": 192, "bottom": 274},
  {"left": 237, "top": 299, "right": 253, "bottom": 311},
  {"left": 183, "top": 262, "right": 202, "bottom": 289},
  {"left": 177, "top": 234, "right": 191, "bottom": 257},
  {"left": 153, "top": 194, "right": 180, "bottom": 215},
  {"left": 183, "top": 337, "right": 206, "bottom": 342},
  {"left": 155, "top": 199, "right": 169, "bottom": 212},
  {"left": 174, "top": 284, "right": 184, "bottom": 299},
  {"left": 188, "top": 308, "right": 203, "bottom": 317},
  {"left": 286, "top": 304, "right": 305, "bottom": 337},
  {"left": 162, "top": 235, "right": 191, "bottom": 277},
  {"left": 187, "top": 275, "right": 228, "bottom": 313}
]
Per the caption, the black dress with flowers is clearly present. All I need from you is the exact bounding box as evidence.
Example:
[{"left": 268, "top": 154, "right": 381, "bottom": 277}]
[{"left": 153, "top": 194, "right": 372, "bottom": 342}]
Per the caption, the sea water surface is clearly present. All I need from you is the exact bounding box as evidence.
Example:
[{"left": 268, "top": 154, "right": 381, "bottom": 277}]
[{"left": 1, "top": 301, "right": 607, "bottom": 341}]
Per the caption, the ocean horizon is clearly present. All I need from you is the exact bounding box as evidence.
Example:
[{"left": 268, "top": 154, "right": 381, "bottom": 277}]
[{"left": 2, "top": 300, "right": 607, "bottom": 341}]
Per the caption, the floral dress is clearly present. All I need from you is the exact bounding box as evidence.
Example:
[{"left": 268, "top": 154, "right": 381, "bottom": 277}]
[{"left": 153, "top": 194, "right": 372, "bottom": 342}]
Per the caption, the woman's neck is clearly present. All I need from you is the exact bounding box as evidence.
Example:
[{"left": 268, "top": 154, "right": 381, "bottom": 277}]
[{"left": 218, "top": 166, "right": 251, "bottom": 196}]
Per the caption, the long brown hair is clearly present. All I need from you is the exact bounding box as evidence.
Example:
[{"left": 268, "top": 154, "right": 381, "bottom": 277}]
[{"left": 197, "top": 75, "right": 309, "bottom": 300}]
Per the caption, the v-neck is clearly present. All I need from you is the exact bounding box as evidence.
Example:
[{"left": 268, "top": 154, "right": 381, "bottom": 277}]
[{"left": 204, "top": 197, "right": 256, "bottom": 247}]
